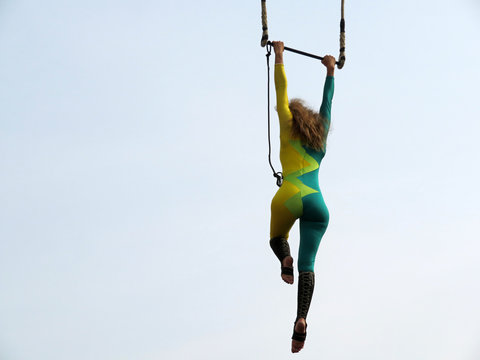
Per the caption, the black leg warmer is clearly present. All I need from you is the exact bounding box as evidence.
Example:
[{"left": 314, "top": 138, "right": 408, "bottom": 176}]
[
  {"left": 269, "top": 236, "right": 291, "bottom": 263},
  {"left": 296, "top": 272, "right": 315, "bottom": 320}
]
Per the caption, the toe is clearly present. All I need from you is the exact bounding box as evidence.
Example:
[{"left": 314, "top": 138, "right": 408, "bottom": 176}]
[{"left": 291, "top": 340, "right": 303, "bottom": 353}]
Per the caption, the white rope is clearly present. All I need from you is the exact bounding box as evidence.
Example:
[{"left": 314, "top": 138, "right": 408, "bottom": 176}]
[
  {"left": 337, "top": 0, "right": 346, "bottom": 69},
  {"left": 261, "top": 0, "right": 268, "bottom": 47}
]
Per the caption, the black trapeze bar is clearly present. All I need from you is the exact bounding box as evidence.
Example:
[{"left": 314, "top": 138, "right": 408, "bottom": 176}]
[{"left": 266, "top": 41, "right": 339, "bottom": 65}]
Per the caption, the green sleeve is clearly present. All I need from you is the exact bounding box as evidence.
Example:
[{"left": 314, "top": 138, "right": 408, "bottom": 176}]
[{"left": 320, "top": 76, "right": 334, "bottom": 128}]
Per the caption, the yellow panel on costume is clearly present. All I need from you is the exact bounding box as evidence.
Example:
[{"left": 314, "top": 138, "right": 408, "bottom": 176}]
[{"left": 270, "top": 182, "right": 301, "bottom": 239}]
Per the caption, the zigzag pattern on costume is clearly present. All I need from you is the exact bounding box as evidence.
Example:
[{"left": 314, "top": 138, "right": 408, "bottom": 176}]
[
  {"left": 270, "top": 63, "right": 333, "bottom": 251},
  {"left": 282, "top": 139, "right": 320, "bottom": 216}
]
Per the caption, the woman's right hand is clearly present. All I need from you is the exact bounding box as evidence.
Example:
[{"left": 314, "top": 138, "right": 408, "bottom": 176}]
[
  {"left": 322, "top": 55, "right": 336, "bottom": 76},
  {"left": 321, "top": 55, "right": 336, "bottom": 69}
]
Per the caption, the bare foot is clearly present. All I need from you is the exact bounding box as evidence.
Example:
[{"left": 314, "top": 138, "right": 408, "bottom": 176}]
[
  {"left": 281, "top": 256, "right": 294, "bottom": 284},
  {"left": 291, "top": 318, "right": 306, "bottom": 353}
]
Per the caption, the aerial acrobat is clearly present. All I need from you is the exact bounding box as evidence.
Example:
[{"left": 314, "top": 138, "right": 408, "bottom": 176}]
[{"left": 260, "top": 0, "right": 346, "bottom": 354}]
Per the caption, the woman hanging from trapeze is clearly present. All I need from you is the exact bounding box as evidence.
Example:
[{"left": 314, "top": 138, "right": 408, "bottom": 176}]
[{"left": 268, "top": 41, "right": 336, "bottom": 353}]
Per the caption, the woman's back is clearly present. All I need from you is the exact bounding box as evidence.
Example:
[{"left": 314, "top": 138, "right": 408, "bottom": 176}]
[{"left": 274, "top": 63, "right": 334, "bottom": 191}]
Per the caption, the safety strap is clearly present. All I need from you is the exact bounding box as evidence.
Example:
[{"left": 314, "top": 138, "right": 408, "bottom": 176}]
[{"left": 265, "top": 43, "right": 283, "bottom": 187}]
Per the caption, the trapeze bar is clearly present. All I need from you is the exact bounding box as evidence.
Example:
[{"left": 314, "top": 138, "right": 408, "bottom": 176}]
[{"left": 266, "top": 41, "right": 340, "bottom": 65}]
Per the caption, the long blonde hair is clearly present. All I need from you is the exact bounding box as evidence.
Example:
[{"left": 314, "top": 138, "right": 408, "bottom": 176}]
[{"left": 289, "top": 98, "right": 329, "bottom": 151}]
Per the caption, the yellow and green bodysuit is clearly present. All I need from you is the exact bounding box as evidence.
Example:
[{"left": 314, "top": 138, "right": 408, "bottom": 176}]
[{"left": 270, "top": 63, "right": 334, "bottom": 273}]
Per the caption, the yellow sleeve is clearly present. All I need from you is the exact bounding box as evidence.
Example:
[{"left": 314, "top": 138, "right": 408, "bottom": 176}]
[{"left": 274, "top": 64, "right": 292, "bottom": 139}]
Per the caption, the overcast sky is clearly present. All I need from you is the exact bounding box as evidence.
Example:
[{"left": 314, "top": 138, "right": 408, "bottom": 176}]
[{"left": 1, "top": 1, "right": 480, "bottom": 359}]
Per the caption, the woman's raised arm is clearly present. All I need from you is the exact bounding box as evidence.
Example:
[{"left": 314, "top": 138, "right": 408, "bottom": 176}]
[
  {"left": 319, "top": 55, "right": 336, "bottom": 125},
  {"left": 272, "top": 41, "right": 290, "bottom": 119}
]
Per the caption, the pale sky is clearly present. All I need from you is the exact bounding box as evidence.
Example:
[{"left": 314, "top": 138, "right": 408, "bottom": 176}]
[{"left": 1, "top": 1, "right": 480, "bottom": 359}]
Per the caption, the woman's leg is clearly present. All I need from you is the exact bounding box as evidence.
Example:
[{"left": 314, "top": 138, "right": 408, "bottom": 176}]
[
  {"left": 291, "top": 272, "right": 314, "bottom": 353},
  {"left": 291, "top": 192, "right": 329, "bottom": 352},
  {"left": 298, "top": 191, "right": 329, "bottom": 272},
  {"left": 270, "top": 183, "right": 301, "bottom": 240},
  {"left": 270, "top": 183, "right": 301, "bottom": 283}
]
